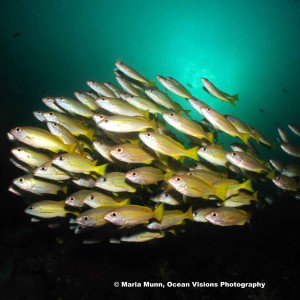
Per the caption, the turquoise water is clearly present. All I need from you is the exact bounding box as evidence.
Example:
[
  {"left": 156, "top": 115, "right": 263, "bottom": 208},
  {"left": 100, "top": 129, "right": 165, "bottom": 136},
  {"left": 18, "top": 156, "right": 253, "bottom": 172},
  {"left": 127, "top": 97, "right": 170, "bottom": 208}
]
[{"left": 2, "top": 1, "right": 300, "bottom": 156}]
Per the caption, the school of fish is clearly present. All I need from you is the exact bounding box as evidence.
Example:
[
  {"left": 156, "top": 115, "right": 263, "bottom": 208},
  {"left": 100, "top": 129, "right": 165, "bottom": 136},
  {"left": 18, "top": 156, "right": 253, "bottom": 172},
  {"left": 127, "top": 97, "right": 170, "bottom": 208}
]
[{"left": 7, "top": 60, "right": 300, "bottom": 243}]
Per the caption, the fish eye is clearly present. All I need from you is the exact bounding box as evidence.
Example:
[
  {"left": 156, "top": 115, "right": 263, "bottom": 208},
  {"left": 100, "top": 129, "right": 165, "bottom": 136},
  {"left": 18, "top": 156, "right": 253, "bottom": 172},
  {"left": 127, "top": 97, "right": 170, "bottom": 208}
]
[
  {"left": 276, "top": 176, "right": 281, "bottom": 180},
  {"left": 91, "top": 80, "right": 95, "bottom": 83},
  {"left": 212, "top": 212, "right": 217, "bottom": 217},
  {"left": 132, "top": 172, "right": 136, "bottom": 176},
  {"left": 17, "top": 148, "right": 21, "bottom": 152},
  {"left": 59, "top": 97, "right": 63, "bottom": 100},
  {"left": 102, "top": 177, "right": 107, "bottom": 182},
  {"left": 15, "top": 127, "right": 21, "bottom": 132},
  {"left": 70, "top": 197, "right": 75, "bottom": 201},
  {"left": 49, "top": 112, "right": 53, "bottom": 116},
  {"left": 99, "top": 142, "right": 103, "bottom": 145},
  {"left": 202, "top": 147, "right": 207, "bottom": 151},
  {"left": 207, "top": 108, "right": 211, "bottom": 112},
  {"left": 149, "top": 89, "right": 153, "bottom": 92},
  {"left": 53, "top": 123, "right": 57, "bottom": 127},
  {"left": 18, "top": 178, "right": 24, "bottom": 183},
  {"left": 104, "top": 120, "right": 109, "bottom": 123},
  {"left": 46, "top": 97, "right": 50, "bottom": 100},
  {"left": 41, "top": 167, "right": 47, "bottom": 171},
  {"left": 193, "top": 212, "right": 198, "bottom": 216},
  {"left": 83, "top": 216, "right": 89, "bottom": 221},
  {"left": 116, "top": 148, "right": 123, "bottom": 153},
  {"left": 146, "top": 133, "right": 151, "bottom": 137},
  {"left": 130, "top": 95, "right": 134, "bottom": 99},
  {"left": 169, "top": 113, "right": 174, "bottom": 117},
  {"left": 28, "top": 206, "right": 33, "bottom": 210},
  {"left": 101, "top": 97, "right": 105, "bottom": 100},
  {"left": 110, "top": 212, "right": 117, "bottom": 217},
  {"left": 59, "top": 156, "right": 64, "bottom": 161},
  {"left": 164, "top": 193, "right": 168, "bottom": 197},
  {"left": 176, "top": 177, "right": 181, "bottom": 181},
  {"left": 90, "top": 195, "right": 94, "bottom": 200},
  {"left": 187, "top": 172, "right": 192, "bottom": 175}
]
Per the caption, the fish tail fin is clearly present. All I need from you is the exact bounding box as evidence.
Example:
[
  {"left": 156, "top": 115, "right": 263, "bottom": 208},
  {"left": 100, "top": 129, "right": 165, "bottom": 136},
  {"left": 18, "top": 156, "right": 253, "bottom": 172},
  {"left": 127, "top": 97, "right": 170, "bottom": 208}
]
[
  {"left": 163, "top": 171, "right": 173, "bottom": 182},
  {"left": 239, "top": 133, "right": 250, "bottom": 145},
  {"left": 94, "top": 163, "right": 108, "bottom": 175},
  {"left": 266, "top": 170, "right": 275, "bottom": 180},
  {"left": 142, "top": 110, "right": 150, "bottom": 119},
  {"left": 185, "top": 206, "right": 194, "bottom": 220},
  {"left": 119, "top": 198, "right": 130, "bottom": 206},
  {"left": 154, "top": 203, "right": 164, "bottom": 222},
  {"left": 70, "top": 211, "right": 80, "bottom": 217},
  {"left": 66, "top": 143, "right": 77, "bottom": 154},
  {"left": 252, "top": 191, "right": 258, "bottom": 202},
  {"left": 206, "top": 132, "right": 214, "bottom": 143},
  {"left": 215, "top": 184, "right": 228, "bottom": 201},
  {"left": 240, "top": 179, "right": 254, "bottom": 192},
  {"left": 229, "top": 98, "right": 236, "bottom": 106},
  {"left": 232, "top": 94, "right": 239, "bottom": 101},
  {"left": 148, "top": 80, "right": 156, "bottom": 87},
  {"left": 61, "top": 185, "right": 68, "bottom": 194},
  {"left": 86, "top": 129, "right": 95, "bottom": 141},
  {"left": 186, "top": 146, "right": 199, "bottom": 160},
  {"left": 150, "top": 118, "right": 157, "bottom": 131}
]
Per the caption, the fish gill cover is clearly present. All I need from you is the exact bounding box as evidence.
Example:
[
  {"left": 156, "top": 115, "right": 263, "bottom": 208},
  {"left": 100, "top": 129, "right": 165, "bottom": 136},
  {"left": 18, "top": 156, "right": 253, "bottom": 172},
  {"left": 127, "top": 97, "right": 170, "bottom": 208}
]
[{"left": 7, "top": 60, "right": 300, "bottom": 243}]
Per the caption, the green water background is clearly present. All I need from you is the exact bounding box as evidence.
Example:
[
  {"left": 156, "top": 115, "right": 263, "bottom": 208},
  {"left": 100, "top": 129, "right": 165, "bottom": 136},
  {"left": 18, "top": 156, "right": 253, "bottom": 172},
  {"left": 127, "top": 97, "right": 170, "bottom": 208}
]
[{"left": 1, "top": 0, "right": 300, "bottom": 162}]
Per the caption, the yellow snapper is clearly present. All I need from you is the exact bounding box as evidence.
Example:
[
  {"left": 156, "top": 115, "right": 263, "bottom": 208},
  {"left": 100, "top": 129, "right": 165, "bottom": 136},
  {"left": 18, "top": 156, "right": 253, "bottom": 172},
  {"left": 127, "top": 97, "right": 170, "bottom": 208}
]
[
  {"left": 34, "top": 161, "right": 71, "bottom": 181},
  {"left": 168, "top": 174, "right": 227, "bottom": 200},
  {"left": 11, "top": 147, "right": 50, "bottom": 168},
  {"left": 76, "top": 206, "right": 117, "bottom": 227},
  {"left": 43, "top": 112, "right": 94, "bottom": 140},
  {"left": 10, "top": 127, "right": 75, "bottom": 153},
  {"left": 103, "top": 82, "right": 123, "bottom": 98},
  {"left": 120, "top": 93, "right": 162, "bottom": 115},
  {"left": 86, "top": 80, "right": 116, "bottom": 98},
  {"left": 74, "top": 92, "right": 99, "bottom": 111},
  {"left": 280, "top": 142, "right": 300, "bottom": 158},
  {"left": 150, "top": 189, "right": 183, "bottom": 206},
  {"left": 65, "top": 190, "right": 93, "bottom": 207},
  {"left": 55, "top": 97, "right": 94, "bottom": 118},
  {"left": 97, "top": 115, "right": 156, "bottom": 133},
  {"left": 115, "top": 60, "right": 155, "bottom": 86},
  {"left": 272, "top": 175, "right": 299, "bottom": 191},
  {"left": 200, "top": 107, "right": 249, "bottom": 144},
  {"left": 281, "top": 164, "right": 300, "bottom": 177},
  {"left": 139, "top": 131, "right": 199, "bottom": 160},
  {"left": 95, "top": 96, "right": 147, "bottom": 117},
  {"left": 163, "top": 112, "right": 214, "bottom": 143},
  {"left": 226, "top": 151, "right": 268, "bottom": 173},
  {"left": 51, "top": 153, "right": 107, "bottom": 175},
  {"left": 156, "top": 76, "right": 192, "bottom": 98},
  {"left": 193, "top": 207, "right": 215, "bottom": 222},
  {"left": 125, "top": 167, "right": 166, "bottom": 185},
  {"left": 144, "top": 88, "right": 181, "bottom": 111},
  {"left": 84, "top": 191, "right": 129, "bottom": 208},
  {"left": 201, "top": 78, "right": 239, "bottom": 106},
  {"left": 95, "top": 172, "right": 137, "bottom": 193},
  {"left": 288, "top": 124, "right": 300, "bottom": 138},
  {"left": 205, "top": 207, "right": 251, "bottom": 226},
  {"left": 197, "top": 145, "right": 228, "bottom": 167},
  {"left": 42, "top": 97, "right": 65, "bottom": 113},
  {"left": 46, "top": 122, "right": 82, "bottom": 155},
  {"left": 25, "top": 200, "right": 77, "bottom": 218},
  {"left": 103, "top": 203, "right": 164, "bottom": 226},
  {"left": 187, "top": 97, "right": 210, "bottom": 115},
  {"left": 13, "top": 174, "right": 67, "bottom": 195},
  {"left": 147, "top": 207, "right": 193, "bottom": 230},
  {"left": 225, "top": 115, "right": 259, "bottom": 142},
  {"left": 120, "top": 231, "right": 165, "bottom": 243},
  {"left": 115, "top": 75, "right": 145, "bottom": 97},
  {"left": 220, "top": 191, "right": 258, "bottom": 207},
  {"left": 33, "top": 110, "right": 46, "bottom": 122}
]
